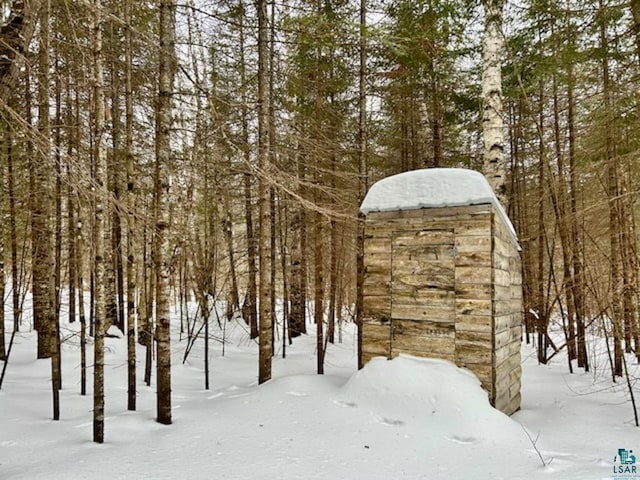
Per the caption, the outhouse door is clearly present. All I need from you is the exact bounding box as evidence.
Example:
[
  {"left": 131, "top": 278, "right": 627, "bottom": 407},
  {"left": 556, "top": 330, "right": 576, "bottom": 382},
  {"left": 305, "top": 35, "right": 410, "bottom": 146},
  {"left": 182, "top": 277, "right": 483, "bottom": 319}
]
[{"left": 390, "top": 229, "right": 457, "bottom": 362}]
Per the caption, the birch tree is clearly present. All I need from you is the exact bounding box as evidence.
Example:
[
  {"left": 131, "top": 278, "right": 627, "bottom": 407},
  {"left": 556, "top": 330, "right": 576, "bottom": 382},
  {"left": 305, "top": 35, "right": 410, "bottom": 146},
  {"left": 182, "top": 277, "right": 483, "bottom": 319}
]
[
  {"left": 481, "top": 0, "right": 506, "bottom": 204},
  {"left": 155, "top": 0, "right": 176, "bottom": 424}
]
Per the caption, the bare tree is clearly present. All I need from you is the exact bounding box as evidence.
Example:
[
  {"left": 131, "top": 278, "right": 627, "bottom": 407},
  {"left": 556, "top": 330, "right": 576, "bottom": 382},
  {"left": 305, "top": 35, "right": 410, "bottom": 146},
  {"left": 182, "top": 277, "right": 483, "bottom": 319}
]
[
  {"left": 257, "top": 0, "right": 272, "bottom": 384},
  {"left": 92, "top": 0, "right": 107, "bottom": 442},
  {"left": 124, "top": 0, "right": 137, "bottom": 411},
  {"left": 356, "top": 0, "right": 368, "bottom": 369}
]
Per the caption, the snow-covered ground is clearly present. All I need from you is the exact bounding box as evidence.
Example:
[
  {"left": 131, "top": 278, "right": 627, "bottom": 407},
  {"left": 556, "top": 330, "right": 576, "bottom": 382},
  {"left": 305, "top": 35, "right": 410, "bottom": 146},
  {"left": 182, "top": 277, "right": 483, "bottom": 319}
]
[{"left": 1, "top": 311, "right": 638, "bottom": 480}]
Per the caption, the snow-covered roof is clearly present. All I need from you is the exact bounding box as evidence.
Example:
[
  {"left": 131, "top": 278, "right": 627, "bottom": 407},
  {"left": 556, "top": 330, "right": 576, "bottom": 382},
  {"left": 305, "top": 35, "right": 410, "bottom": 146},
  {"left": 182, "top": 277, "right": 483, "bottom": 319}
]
[{"left": 360, "top": 168, "right": 520, "bottom": 249}]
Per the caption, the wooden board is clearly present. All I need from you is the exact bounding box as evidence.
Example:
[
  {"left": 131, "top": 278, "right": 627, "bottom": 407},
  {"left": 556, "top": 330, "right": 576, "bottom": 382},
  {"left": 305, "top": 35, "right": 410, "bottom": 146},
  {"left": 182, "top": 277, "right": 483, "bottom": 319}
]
[
  {"left": 390, "top": 229, "right": 456, "bottom": 357},
  {"left": 391, "top": 319, "right": 455, "bottom": 356},
  {"left": 362, "top": 322, "right": 391, "bottom": 356}
]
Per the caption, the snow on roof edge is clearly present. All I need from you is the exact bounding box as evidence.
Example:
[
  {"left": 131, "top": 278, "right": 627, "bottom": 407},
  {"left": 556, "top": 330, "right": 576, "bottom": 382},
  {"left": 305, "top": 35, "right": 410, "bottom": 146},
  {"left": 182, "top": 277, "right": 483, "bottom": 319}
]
[{"left": 360, "top": 168, "right": 521, "bottom": 251}]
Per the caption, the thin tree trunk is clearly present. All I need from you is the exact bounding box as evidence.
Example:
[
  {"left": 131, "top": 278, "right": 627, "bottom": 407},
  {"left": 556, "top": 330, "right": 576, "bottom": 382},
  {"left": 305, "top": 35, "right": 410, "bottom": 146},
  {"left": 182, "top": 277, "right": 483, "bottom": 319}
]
[
  {"left": 328, "top": 215, "right": 337, "bottom": 345},
  {"left": 270, "top": 189, "right": 277, "bottom": 352},
  {"left": 54, "top": 59, "right": 62, "bottom": 323},
  {"left": 327, "top": 151, "right": 337, "bottom": 345},
  {"left": 53, "top": 57, "right": 62, "bottom": 390},
  {"left": 257, "top": 0, "right": 272, "bottom": 384},
  {"left": 630, "top": 0, "right": 640, "bottom": 67},
  {"left": 7, "top": 118, "right": 20, "bottom": 332},
  {"left": 536, "top": 81, "right": 547, "bottom": 364},
  {"left": 278, "top": 200, "right": 289, "bottom": 356},
  {"left": 550, "top": 73, "right": 576, "bottom": 362},
  {"left": 66, "top": 75, "right": 77, "bottom": 325},
  {"left": 155, "top": 0, "right": 176, "bottom": 425},
  {"left": 92, "top": 0, "right": 107, "bottom": 442},
  {"left": 243, "top": 170, "right": 258, "bottom": 338},
  {"left": 315, "top": 209, "right": 324, "bottom": 375},
  {"left": 143, "top": 220, "right": 154, "bottom": 386},
  {"left": 110, "top": 44, "right": 125, "bottom": 333},
  {"left": 204, "top": 295, "right": 209, "bottom": 390},
  {"left": 599, "top": 0, "right": 623, "bottom": 377},
  {"left": 33, "top": 0, "right": 55, "bottom": 360},
  {"left": 268, "top": 0, "right": 277, "bottom": 352},
  {"left": 289, "top": 122, "right": 307, "bottom": 339},
  {"left": 35, "top": 0, "right": 59, "bottom": 420},
  {"left": 238, "top": 8, "right": 258, "bottom": 338},
  {"left": 313, "top": 0, "right": 324, "bottom": 375},
  {"left": 125, "top": 0, "right": 136, "bottom": 411},
  {"left": 0, "top": 126, "right": 5, "bottom": 361},
  {"left": 222, "top": 195, "right": 239, "bottom": 319},
  {"left": 356, "top": 0, "right": 367, "bottom": 369},
  {"left": 620, "top": 168, "right": 638, "bottom": 357},
  {"left": 567, "top": 64, "right": 588, "bottom": 370},
  {"left": 77, "top": 206, "right": 87, "bottom": 396},
  {"left": 289, "top": 204, "right": 304, "bottom": 339}
]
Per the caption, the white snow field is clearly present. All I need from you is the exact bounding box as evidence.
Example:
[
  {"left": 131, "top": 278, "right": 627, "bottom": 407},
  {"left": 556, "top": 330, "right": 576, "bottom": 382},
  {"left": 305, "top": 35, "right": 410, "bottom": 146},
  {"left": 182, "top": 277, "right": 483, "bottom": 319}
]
[{"left": 1, "top": 312, "right": 638, "bottom": 480}]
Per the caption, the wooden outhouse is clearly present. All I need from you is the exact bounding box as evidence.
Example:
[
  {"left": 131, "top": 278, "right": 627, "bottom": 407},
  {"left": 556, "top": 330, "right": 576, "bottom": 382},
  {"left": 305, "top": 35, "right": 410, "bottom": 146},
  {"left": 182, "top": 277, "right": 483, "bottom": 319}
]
[{"left": 360, "top": 168, "right": 522, "bottom": 415}]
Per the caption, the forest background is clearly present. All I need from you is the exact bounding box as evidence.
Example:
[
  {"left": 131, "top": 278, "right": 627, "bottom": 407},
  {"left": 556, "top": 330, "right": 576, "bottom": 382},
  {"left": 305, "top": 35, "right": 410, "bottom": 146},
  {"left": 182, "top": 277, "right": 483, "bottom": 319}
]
[{"left": 0, "top": 0, "right": 639, "bottom": 440}]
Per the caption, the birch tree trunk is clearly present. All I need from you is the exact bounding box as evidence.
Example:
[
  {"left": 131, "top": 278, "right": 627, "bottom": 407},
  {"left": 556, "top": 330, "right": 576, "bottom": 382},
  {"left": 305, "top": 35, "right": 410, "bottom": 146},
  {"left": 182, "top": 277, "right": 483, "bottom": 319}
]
[
  {"left": 155, "top": 0, "right": 176, "bottom": 424},
  {"left": 481, "top": 0, "right": 506, "bottom": 205}
]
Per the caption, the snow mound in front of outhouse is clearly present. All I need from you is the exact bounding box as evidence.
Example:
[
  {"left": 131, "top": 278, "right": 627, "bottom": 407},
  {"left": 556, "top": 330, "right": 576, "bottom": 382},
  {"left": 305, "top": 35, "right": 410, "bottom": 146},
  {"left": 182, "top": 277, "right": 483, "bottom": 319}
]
[{"left": 337, "top": 354, "right": 527, "bottom": 445}]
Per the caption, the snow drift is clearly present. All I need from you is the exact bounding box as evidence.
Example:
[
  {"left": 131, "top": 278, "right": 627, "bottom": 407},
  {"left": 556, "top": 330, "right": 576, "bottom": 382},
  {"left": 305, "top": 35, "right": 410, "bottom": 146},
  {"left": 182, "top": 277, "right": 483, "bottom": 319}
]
[{"left": 337, "top": 355, "right": 526, "bottom": 445}]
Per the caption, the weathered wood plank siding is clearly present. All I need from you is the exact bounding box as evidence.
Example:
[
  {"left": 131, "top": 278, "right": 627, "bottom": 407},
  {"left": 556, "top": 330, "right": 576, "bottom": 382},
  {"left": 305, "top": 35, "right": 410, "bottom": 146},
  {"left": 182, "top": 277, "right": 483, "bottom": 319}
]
[
  {"left": 453, "top": 210, "right": 493, "bottom": 392},
  {"left": 361, "top": 221, "right": 392, "bottom": 361},
  {"left": 361, "top": 203, "right": 522, "bottom": 416},
  {"left": 491, "top": 209, "right": 522, "bottom": 415}
]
